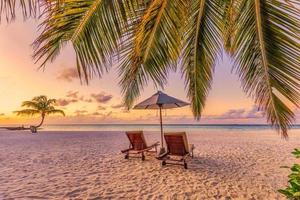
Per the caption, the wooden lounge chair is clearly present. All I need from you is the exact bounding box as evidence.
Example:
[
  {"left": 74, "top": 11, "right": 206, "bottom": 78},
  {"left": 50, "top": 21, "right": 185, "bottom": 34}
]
[
  {"left": 157, "top": 132, "right": 194, "bottom": 169},
  {"left": 121, "top": 131, "right": 159, "bottom": 161}
]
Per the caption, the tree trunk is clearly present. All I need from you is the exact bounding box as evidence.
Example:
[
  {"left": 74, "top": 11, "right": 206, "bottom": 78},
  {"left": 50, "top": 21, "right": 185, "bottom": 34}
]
[
  {"left": 36, "top": 113, "right": 45, "bottom": 128},
  {"left": 31, "top": 114, "right": 45, "bottom": 133}
]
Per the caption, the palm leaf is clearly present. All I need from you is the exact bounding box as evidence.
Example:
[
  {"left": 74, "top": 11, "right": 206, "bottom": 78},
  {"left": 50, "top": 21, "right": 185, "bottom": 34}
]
[
  {"left": 119, "top": 0, "right": 187, "bottom": 108},
  {"left": 45, "top": 109, "right": 65, "bottom": 116},
  {"left": 181, "top": 0, "right": 222, "bottom": 119},
  {"left": 14, "top": 109, "right": 40, "bottom": 116},
  {"left": 233, "top": 0, "right": 300, "bottom": 137},
  {"left": 33, "top": 0, "right": 127, "bottom": 82},
  {"left": 46, "top": 98, "right": 56, "bottom": 106},
  {"left": 32, "top": 95, "right": 47, "bottom": 102},
  {"left": 0, "top": 0, "right": 48, "bottom": 22},
  {"left": 21, "top": 100, "right": 39, "bottom": 109},
  {"left": 221, "top": 0, "right": 241, "bottom": 54}
]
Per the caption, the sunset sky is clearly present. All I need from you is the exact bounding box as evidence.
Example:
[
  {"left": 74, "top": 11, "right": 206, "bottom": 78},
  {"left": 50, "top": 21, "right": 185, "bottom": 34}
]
[{"left": 0, "top": 15, "right": 299, "bottom": 125}]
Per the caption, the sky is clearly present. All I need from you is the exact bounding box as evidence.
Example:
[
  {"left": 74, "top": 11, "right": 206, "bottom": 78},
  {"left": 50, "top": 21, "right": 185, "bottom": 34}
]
[{"left": 0, "top": 13, "right": 298, "bottom": 125}]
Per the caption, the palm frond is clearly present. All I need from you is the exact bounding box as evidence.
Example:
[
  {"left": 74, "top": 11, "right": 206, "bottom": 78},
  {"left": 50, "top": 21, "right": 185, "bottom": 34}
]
[
  {"left": 21, "top": 100, "right": 39, "bottom": 109},
  {"left": 14, "top": 109, "right": 40, "bottom": 116},
  {"left": 221, "top": 0, "right": 241, "bottom": 54},
  {"left": 32, "top": 95, "right": 47, "bottom": 102},
  {"left": 181, "top": 0, "right": 223, "bottom": 119},
  {"left": 46, "top": 98, "right": 56, "bottom": 106},
  {"left": 33, "top": 0, "right": 127, "bottom": 82},
  {"left": 0, "top": 0, "right": 47, "bottom": 22},
  {"left": 233, "top": 0, "right": 300, "bottom": 137},
  {"left": 45, "top": 109, "right": 65, "bottom": 116},
  {"left": 119, "top": 0, "right": 187, "bottom": 108}
]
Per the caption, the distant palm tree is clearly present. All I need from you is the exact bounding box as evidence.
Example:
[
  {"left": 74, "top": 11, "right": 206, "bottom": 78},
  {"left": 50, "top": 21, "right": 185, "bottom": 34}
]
[
  {"left": 1, "top": 0, "right": 299, "bottom": 137},
  {"left": 14, "top": 95, "right": 65, "bottom": 132}
]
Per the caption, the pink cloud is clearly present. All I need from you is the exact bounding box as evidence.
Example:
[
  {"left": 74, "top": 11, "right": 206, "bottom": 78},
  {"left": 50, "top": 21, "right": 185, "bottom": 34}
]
[
  {"left": 56, "top": 68, "right": 79, "bottom": 82},
  {"left": 91, "top": 92, "right": 113, "bottom": 104},
  {"left": 56, "top": 99, "right": 78, "bottom": 106},
  {"left": 210, "top": 106, "right": 264, "bottom": 120}
]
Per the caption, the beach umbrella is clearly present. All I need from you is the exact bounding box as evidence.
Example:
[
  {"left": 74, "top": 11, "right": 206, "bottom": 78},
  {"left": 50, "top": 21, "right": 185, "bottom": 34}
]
[{"left": 133, "top": 91, "right": 189, "bottom": 153}]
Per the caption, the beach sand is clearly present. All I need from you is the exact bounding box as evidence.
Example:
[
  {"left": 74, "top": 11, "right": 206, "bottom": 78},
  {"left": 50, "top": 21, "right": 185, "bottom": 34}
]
[{"left": 0, "top": 129, "right": 299, "bottom": 200}]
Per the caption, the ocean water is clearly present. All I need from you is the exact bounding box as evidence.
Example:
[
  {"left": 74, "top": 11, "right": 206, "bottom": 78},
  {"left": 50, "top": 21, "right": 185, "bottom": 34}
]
[{"left": 38, "top": 124, "right": 300, "bottom": 132}]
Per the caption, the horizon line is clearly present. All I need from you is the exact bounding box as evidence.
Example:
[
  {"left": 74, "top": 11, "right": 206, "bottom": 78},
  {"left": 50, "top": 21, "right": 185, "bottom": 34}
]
[{"left": 1, "top": 123, "right": 300, "bottom": 126}]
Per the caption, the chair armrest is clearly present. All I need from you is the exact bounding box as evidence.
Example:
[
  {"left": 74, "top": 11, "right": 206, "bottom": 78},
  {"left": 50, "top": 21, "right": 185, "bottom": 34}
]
[
  {"left": 149, "top": 141, "right": 160, "bottom": 148},
  {"left": 121, "top": 148, "right": 132, "bottom": 153},
  {"left": 156, "top": 152, "right": 169, "bottom": 160}
]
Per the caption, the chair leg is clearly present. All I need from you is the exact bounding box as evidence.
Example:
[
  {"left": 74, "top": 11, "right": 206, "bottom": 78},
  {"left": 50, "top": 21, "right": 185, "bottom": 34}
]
[
  {"left": 141, "top": 152, "right": 145, "bottom": 161},
  {"left": 162, "top": 160, "right": 166, "bottom": 166},
  {"left": 124, "top": 153, "right": 129, "bottom": 159},
  {"left": 184, "top": 160, "right": 188, "bottom": 169}
]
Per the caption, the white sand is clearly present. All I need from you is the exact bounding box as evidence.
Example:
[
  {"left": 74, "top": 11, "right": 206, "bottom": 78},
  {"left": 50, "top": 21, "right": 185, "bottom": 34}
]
[{"left": 0, "top": 129, "right": 299, "bottom": 199}]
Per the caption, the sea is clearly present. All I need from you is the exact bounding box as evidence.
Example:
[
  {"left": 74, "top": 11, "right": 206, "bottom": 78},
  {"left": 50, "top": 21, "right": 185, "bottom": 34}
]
[{"left": 30, "top": 124, "right": 300, "bottom": 132}]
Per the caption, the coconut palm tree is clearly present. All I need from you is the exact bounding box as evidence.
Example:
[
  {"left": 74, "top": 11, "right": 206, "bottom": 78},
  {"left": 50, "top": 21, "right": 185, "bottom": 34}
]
[
  {"left": 1, "top": 0, "right": 299, "bottom": 137},
  {"left": 14, "top": 95, "right": 65, "bottom": 132}
]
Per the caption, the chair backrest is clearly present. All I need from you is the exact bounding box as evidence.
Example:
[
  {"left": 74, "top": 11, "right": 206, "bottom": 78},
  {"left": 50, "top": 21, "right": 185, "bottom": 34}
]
[
  {"left": 126, "top": 131, "right": 147, "bottom": 150},
  {"left": 164, "top": 132, "right": 189, "bottom": 156}
]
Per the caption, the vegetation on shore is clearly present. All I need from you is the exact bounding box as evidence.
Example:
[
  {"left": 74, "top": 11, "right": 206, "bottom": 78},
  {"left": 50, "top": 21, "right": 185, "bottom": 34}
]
[
  {"left": 279, "top": 149, "right": 300, "bottom": 199},
  {"left": 14, "top": 95, "right": 65, "bottom": 132}
]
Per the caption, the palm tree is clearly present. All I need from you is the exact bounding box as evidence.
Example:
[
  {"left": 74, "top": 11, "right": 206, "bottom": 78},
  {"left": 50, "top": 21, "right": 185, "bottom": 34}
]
[
  {"left": 1, "top": 0, "right": 299, "bottom": 137},
  {"left": 14, "top": 95, "right": 65, "bottom": 132}
]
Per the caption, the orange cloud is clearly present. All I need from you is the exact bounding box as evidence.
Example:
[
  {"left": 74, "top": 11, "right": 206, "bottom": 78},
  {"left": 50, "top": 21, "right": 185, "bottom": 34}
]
[
  {"left": 97, "top": 105, "right": 106, "bottom": 110},
  {"left": 74, "top": 110, "right": 88, "bottom": 116},
  {"left": 111, "top": 103, "right": 124, "bottom": 109},
  {"left": 66, "top": 91, "right": 79, "bottom": 98}
]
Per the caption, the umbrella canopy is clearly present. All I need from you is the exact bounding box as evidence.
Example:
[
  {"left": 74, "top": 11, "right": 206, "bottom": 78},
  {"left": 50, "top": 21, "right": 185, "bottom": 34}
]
[
  {"left": 133, "top": 91, "right": 189, "bottom": 153},
  {"left": 134, "top": 91, "right": 189, "bottom": 109}
]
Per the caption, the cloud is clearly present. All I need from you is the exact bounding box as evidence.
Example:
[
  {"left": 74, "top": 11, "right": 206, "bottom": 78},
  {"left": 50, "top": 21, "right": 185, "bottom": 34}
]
[
  {"left": 66, "top": 91, "right": 79, "bottom": 99},
  {"left": 91, "top": 92, "right": 113, "bottom": 104},
  {"left": 91, "top": 112, "right": 104, "bottom": 116},
  {"left": 218, "top": 109, "right": 246, "bottom": 119},
  {"left": 57, "top": 68, "right": 79, "bottom": 82},
  {"left": 214, "top": 106, "right": 264, "bottom": 120},
  {"left": 79, "top": 96, "right": 93, "bottom": 103},
  {"left": 56, "top": 91, "right": 96, "bottom": 107},
  {"left": 106, "top": 111, "right": 113, "bottom": 118},
  {"left": 111, "top": 103, "right": 124, "bottom": 109},
  {"left": 97, "top": 105, "right": 106, "bottom": 110},
  {"left": 74, "top": 110, "right": 88, "bottom": 116},
  {"left": 0, "top": 113, "right": 5, "bottom": 116},
  {"left": 245, "top": 106, "right": 264, "bottom": 119},
  {"left": 56, "top": 91, "right": 113, "bottom": 108},
  {"left": 83, "top": 98, "right": 93, "bottom": 103},
  {"left": 56, "top": 98, "right": 78, "bottom": 106}
]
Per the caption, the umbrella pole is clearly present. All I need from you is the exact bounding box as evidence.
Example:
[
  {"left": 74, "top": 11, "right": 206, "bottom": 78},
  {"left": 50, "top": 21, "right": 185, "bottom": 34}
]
[
  {"left": 159, "top": 106, "right": 165, "bottom": 154},
  {"left": 159, "top": 106, "right": 163, "bottom": 148}
]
